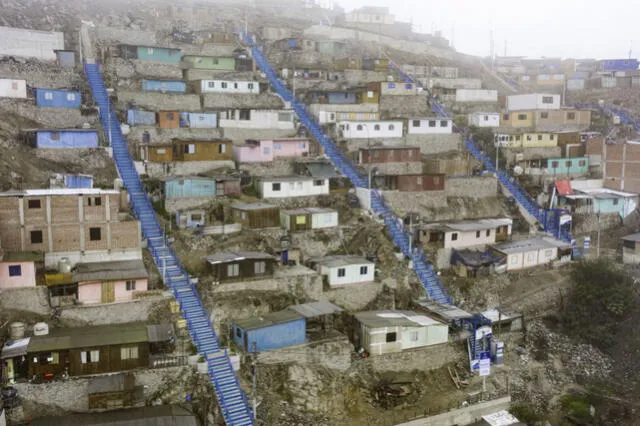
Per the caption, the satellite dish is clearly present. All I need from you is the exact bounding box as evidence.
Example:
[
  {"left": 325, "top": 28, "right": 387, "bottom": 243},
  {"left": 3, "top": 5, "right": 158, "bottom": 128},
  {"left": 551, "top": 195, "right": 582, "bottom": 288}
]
[{"left": 513, "top": 165, "right": 524, "bottom": 175}]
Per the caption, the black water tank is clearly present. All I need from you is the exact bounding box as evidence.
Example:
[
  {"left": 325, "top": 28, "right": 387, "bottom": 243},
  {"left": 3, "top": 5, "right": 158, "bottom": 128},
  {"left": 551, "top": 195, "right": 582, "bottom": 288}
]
[{"left": 1, "top": 386, "right": 20, "bottom": 409}]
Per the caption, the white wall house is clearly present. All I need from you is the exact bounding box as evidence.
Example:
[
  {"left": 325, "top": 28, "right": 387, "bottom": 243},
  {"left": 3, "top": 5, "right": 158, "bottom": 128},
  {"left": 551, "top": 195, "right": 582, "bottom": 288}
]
[
  {"left": 219, "top": 109, "right": 295, "bottom": 129},
  {"left": 310, "top": 255, "right": 375, "bottom": 287},
  {"left": 0, "top": 26, "right": 64, "bottom": 60},
  {"left": 338, "top": 121, "right": 403, "bottom": 139},
  {"left": 420, "top": 218, "right": 513, "bottom": 250},
  {"left": 407, "top": 117, "right": 453, "bottom": 134},
  {"left": 468, "top": 112, "right": 500, "bottom": 128},
  {"left": 355, "top": 310, "right": 449, "bottom": 356},
  {"left": 198, "top": 80, "right": 260, "bottom": 94},
  {"left": 258, "top": 177, "right": 329, "bottom": 199},
  {"left": 506, "top": 93, "right": 561, "bottom": 111},
  {"left": 379, "top": 81, "right": 419, "bottom": 96},
  {"left": 344, "top": 7, "right": 395, "bottom": 25},
  {"left": 310, "top": 103, "right": 379, "bottom": 124},
  {"left": 280, "top": 207, "right": 339, "bottom": 231},
  {"left": 491, "top": 237, "right": 571, "bottom": 271},
  {"left": 455, "top": 89, "right": 498, "bottom": 103},
  {"left": 0, "top": 79, "right": 27, "bottom": 99}
]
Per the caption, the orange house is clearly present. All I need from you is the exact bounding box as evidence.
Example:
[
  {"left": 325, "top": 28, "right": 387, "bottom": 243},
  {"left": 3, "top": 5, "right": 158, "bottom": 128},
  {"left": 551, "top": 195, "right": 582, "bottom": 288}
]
[{"left": 157, "top": 111, "right": 180, "bottom": 129}]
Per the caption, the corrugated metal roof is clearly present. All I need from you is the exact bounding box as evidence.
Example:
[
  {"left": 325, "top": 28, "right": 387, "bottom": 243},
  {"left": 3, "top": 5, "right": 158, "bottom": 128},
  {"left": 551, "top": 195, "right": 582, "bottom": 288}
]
[
  {"left": 28, "top": 404, "right": 197, "bottom": 426},
  {"left": 235, "top": 310, "right": 304, "bottom": 330},
  {"left": 303, "top": 162, "right": 342, "bottom": 178},
  {"left": 414, "top": 300, "right": 473, "bottom": 321},
  {"left": 355, "top": 310, "right": 443, "bottom": 329},
  {"left": 289, "top": 301, "right": 343, "bottom": 318},
  {"left": 1, "top": 338, "right": 30, "bottom": 359},
  {"left": 281, "top": 207, "right": 336, "bottom": 216},
  {"left": 420, "top": 218, "right": 512, "bottom": 233},
  {"left": 27, "top": 323, "right": 150, "bottom": 353},
  {"left": 73, "top": 260, "right": 149, "bottom": 282},
  {"left": 260, "top": 176, "right": 316, "bottom": 182},
  {"left": 0, "top": 188, "right": 119, "bottom": 197},
  {"left": 204, "top": 251, "right": 276, "bottom": 265},
  {"left": 492, "top": 237, "right": 570, "bottom": 254}
]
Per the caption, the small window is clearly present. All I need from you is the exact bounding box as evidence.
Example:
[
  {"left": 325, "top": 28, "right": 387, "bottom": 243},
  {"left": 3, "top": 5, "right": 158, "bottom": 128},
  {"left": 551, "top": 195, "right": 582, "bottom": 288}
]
[
  {"left": 313, "top": 180, "right": 324, "bottom": 186},
  {"left": 374, "top": 124, "right": 380, "bottom": 131},
  {"left": 28, "top": 199, "right": 41, "bottom": 209},
  {"left": 233, "top": 82, "right": 238, "bottom": 89},
  {"left": 236, "top": 328, "right": 242, "bottom": 338},
  {"left": 388, "top": 83, "right": 396, "bottom": 89},
  {"left": 212, "top": 58, "right": 219, "bottom": 65},
  {"left": 156, "top": 148, "right": 166, "bottom": 154},
  {"left": 542, "top": 96, "right": 554, "bottom": 104},
  {"left": 566, "top": 161, "right": 572, "bottom": 167},
  {"left": 81, "top": 350, "right": 100, "bottom": 364},
  {"left": 440, "top": 120, "right": 448, "bottom": 127},
  {"left": 412, "top": 120, "right": 420, "bottom": 127},
  {"left": 120, "top": 346, "right": 139, "bottom": 360},
  {"left": 272, "top": 183, "right": 281, "bottom": 191},
  {"left": 219, "top": 144, "right": 227, "bottom": 154},
  {"left": 239, "top": 110, "right": 251, "bottom": 120},
  {"left": 367, "top": 91, "right": 374, "bottom": 98},
  {"left": 337, "top": 268, "right": 346, "bottom": 277},
  {"left": 126, "top": 280, "right": 136, "bottom": 291},
  {"left": 248, "top": 83, "right": 254, "bottom": 89},
  {"left": 30, "top": 230, "right": 43, "bottom": 244},
  {"left": 166, "top": 112, "right": 175, "bottom": 120},
  {"left": 540, "top": 112, "right": 549, "bottom": 119},
  {"left": 263, "top": 146, "right": 270, "bottom": 155},
  {"left": 551, "top": 161, "right": 559, "bottom": 168},
  {"left": 545, "top": 249, "right": 554, "bottom": 258},
  {"left": 579, "top": 160, "right": 586, "bottom": 167},
  {"left": 357, "top": 125, "right": 364, "bottom": 131},
  {"left": 208, "top": 81, "right": 215, "bottom": 88},
  {"left": 44, "top": 92, "right": 53, "bottom": 100},
  {"left": 476, "top": 231, "right": 481, "bottom": 238},
  {"left": 51, "top": 132, "right": 60, "bottom": 141},
  {"left": 526, "top": 135, "right": 532, "bottom": 141},
  {"left": 221, "top": 82, "right": 228, "bottom": 89},
  {"left": 486, "top": 229, "right": 492, "bottom": 237},
  {"left": 517, "top": 114, "right": 527, "bottom": 120},
  {"left": 8, "top": 265, "right": 21, "bottom": 277},
  {"left": 428, "top": 120, "right": 436, "bottom": 127},
  {"left": 385, "top": 332, "right": 397, "bottom": 343},
  {"left": 66, "top": 93, "right": 76, "bottom": 101},
  {"left": 613, "top": 199, "right": 619, "bottom": 206},
  {"left": 550, "top": 134, "right": 555, "bottom": 141},
  {"left": 405, "top": 83, "right": 413, "bottom": 89},
  {"left": 147, "top": 48, "right": 154, "bottom": 55},
  {"left": 388, "top": 124, "right": 395, "bottom": 131},
  {"left": 227, "top": 263, "right": 240, "bottom": 277},
  {"left": 484, "top": 115, "right": 489, "bottom": 121},
  {"left": 254, "top": 261, "right": 266, "bottom": 274},
  {"left": 359, "top": 265, "right": 368, "bottom": 275},
  {"left": 515, "top": 135, "right": 521, "bottom": 141},
  {"left": 451, "top": 232, "right": 458, "bottom": 241},
  {"left": 503, "top": 114, "right": 509, "bottom": 120},
  {"left": 89, "top": 227, "right": 101, "bottom": 241},
  {"left": 409, "top": 331, "right": 419, "bottom": 342},
  {"left": 277, "top": 113, "right": 292, "bottom": 122},
  {"left": 11, "top": 82, "right": 18, "bottom": 90},
  {"left": 538, "top": 135, "right": 543, "bottom": 141},
  {"left": 567, "top": 112, "right": 576, "bottom": 120}
]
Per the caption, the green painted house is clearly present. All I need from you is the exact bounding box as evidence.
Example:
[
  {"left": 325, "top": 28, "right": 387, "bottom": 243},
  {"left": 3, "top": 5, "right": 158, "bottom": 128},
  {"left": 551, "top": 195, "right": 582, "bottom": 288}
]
[
  {"left": 120, "top": 45, "right": 182, "bottom": 64},
  {"left": 182, "top": 55, "right": 236, "bottom": 71}
]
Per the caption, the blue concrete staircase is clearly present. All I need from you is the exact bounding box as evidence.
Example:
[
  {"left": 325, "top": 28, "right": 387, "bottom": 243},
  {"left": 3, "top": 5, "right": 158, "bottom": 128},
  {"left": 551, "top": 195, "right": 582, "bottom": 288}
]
[
  {"left": 84, "top": 62, "right": 254, "bottom": 426},
  {"left": 573, "top": 102, "right": 640, "bottom": 132},
  {"left": 244, "top": 34, "right": 451, "bottom": 304}
]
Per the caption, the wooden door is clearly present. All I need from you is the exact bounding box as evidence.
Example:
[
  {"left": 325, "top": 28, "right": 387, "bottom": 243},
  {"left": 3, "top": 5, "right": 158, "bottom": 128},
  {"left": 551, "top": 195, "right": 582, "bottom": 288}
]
[{"left": 101, "top": 282, "right": 115, "bottom": 303}]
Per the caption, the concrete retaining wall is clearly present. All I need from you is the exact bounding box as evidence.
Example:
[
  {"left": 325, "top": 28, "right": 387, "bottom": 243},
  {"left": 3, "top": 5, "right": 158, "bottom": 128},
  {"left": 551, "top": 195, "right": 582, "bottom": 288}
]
[
  {"left": 237, "top": 158, "right": 294, "bottom": 176},
  {"left": 0, "top": 62, "right": 81, "bottom": 88},
  {"left": 141, "top": 160, "right": 236, "bottom": 179},
  {"left": 343, "top": 135, "right": 461, "bottom": 155},
  {"left": 94, "top": 27, "right": 157, "bottom": 45},
  {"left": 257, "top": 335, "right": 353, "bottom": 371},
  {"left": 365, "top": 342, "right": 465, "bottom": 373},
  {"left": 0, "top": 286, "right": 50, "bottom": 316},
  {"left": 0, "top": 101, "right": 95, "bottom": 128},
  {"left": 222, "top": 127, "right": 298, "bottom": 141},
  {"left": 573, "top": 212, "right": 621, "bottom": 234},
  {"left": 325, "top": 281, "right": 385, "bottom": 311},
  {"left": 397, "top": 396, "right": 512, "bottom": 426},
  {"left": 202, "top": 92, "right": 284, "bottom": 109},
  {"left": 444, "top": 176, "right": 498, "bottom": 198},
  {"left": 59, "top": 296, "right": 171, "bottom": 326},
  {"left": 366, "top": 162, "right": 423, "bottom": 175},
  {"left": 133, "top": 60, "right": 183, "bottom": 80},
  {"left": 165, "top": 196, "right": 217, "bottom": 213},
  {"left": 116, "top": 91, "right": 201, "bottom": 111},
  {"left": 211, "top": 267, "right": 323, "bottom": 299}
]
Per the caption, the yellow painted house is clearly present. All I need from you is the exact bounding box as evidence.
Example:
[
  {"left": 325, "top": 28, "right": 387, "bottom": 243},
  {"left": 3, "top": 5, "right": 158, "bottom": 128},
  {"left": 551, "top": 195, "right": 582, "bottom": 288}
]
[
  {"left": 500, "top": 111, "right": 534, "bottom": 128},
  {"left": 495, "top": 131, "right": 559, "bottom": 148}
]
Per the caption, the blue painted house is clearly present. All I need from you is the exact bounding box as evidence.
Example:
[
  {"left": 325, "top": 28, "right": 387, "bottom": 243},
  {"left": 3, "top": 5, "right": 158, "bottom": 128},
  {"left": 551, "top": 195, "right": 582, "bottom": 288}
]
[
  {"left": 233, "top": 310, "right": 306, "bottom": 352},
  {"left": 162, "top": 177, "right": 217, "bottom": 199},
  {"left": 63, "top": 174, "right": 94, "bottom": 188},
  {"left": 141, "top": 80, "right": 187, "bottom": 93},
  {"left": 180, "top": 112, "right": 217, "bottom": 128},
  {"left": 601, "top": 59, "right": 639, "bottom": 72},
  {"left": 119, "top": 45, "right": 182, "bottom": 64},
  {"left": 31, "top": 129, "right": 99, "bottom": 148},
  {"left": 35, "top": 89, "right": 81, "bottom": 108},
  {"left": 127, "top": 109, "right": 157, "bottom": 126}
]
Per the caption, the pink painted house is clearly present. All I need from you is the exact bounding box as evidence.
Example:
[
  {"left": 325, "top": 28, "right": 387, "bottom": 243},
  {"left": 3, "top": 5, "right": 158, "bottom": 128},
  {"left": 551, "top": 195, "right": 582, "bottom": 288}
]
[
  {"left": 0, "top": 252, "right": 40, "bottom": 290},
  {"left": 233, "top": 138, "right": 310, "bottom": 163},
  {"left": 73, "top": 260, "right": 149, "bottom": 304}
]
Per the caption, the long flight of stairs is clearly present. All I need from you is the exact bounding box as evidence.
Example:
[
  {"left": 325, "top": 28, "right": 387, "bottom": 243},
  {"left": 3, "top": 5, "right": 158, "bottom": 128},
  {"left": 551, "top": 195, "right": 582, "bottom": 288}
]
[
  {"left": 243, "top": 34, "right": 451, "bottom": 304},
  {"left": 83, "top": 62, "right": 254, "bottom": 426}
]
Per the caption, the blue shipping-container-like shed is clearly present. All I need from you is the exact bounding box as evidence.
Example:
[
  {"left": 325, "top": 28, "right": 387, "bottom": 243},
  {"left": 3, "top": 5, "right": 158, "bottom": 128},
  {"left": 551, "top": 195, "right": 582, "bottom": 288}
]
[
  {"left": 233, "top": 310, "right": 306, "bottom": 352},
  {"left": 601, "top": 59, "right": 639, "bottom": 71},
  {"left": 181, "top": 112, "right": 218, "bottom": 128},
  {"left": 127, "top": 109, "right": 157, "bottom": 126},
  {"left": 141, "top": 80, "right": 187, "bottom": 93},
  {"left": 35, "top": 89, "right": 82, "bottom": 108},
  {"left": 63, "top": 174, "right": 94, "bottom": 188},
  {"left": 163, "top": 177, "right": 217, "bottom": 199},
  {"left": 34, "top": 130, "right": 99, "bottom": 148}
]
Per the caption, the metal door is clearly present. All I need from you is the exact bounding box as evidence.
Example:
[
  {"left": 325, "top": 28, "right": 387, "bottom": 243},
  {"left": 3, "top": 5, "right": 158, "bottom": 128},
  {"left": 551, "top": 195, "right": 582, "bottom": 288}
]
[{"left": 101, "top": 282, "right": 115, "bottom": 303}]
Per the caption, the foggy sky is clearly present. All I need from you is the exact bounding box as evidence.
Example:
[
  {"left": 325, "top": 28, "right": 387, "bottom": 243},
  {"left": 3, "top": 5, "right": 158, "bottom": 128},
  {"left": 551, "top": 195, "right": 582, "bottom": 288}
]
[{"left": 337, "top": 0, "right": 635, "bottom": 60}]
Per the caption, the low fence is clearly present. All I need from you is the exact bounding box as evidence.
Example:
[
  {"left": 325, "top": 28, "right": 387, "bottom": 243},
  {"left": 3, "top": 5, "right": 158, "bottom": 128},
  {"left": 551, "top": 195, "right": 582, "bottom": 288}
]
[
  {"left": 196, "top": 223, "right": 242, "bottom": 236},
  {"left": 149, "top": 354, "right": 188, "bottom": 369}
]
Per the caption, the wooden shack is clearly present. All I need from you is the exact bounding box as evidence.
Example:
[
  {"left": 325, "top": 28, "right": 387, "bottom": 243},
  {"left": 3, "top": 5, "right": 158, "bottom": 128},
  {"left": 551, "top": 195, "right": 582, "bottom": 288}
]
[
  {"left": 230, "top": 203, "right": 280, "bottom": 229},
  {"left": 204, "top": 251, "right": 277, "bottom": 283},
  {"left": 157, "top": 111, "right": 181, "bottom": 129}
]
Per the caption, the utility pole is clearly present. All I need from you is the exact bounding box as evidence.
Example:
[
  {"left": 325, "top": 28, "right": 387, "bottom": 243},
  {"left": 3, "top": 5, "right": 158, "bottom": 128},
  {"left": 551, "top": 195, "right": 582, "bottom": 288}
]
[
  {"left": 596, "top": 212, "right": 601, "bottom": 258},
  {"left": 251, "top": 341, "right": 258, "bottom": 419}
]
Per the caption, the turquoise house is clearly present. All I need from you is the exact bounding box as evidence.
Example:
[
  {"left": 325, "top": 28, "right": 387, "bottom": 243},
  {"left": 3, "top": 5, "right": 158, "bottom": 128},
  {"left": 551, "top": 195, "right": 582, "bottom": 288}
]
[
  {"left": 556, "top": 189, "right": 638, "bottom": 219},
  {"left": 119, "top": 44, "right": 181, "bottom": 64},
  {"left": 162, "top": 177, "right": 217, "bottom": 199},
  {"left": 141, "top": 80, "right": 186, "bottom": 93},
  {"left": 542, "top": 157, "right": 589, "bottom": 176},
  {"left": 182, "top": 55, "right": 236, "bottom": 71}
]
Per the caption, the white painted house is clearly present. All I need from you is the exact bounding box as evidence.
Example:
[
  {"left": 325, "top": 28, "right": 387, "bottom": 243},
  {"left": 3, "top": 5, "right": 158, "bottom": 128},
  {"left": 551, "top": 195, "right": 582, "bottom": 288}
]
[
  {"left": 0, "top": 79, "right": 27, "bottom": 99},
  {"left": 258, "top": 176, "right": 329, "bottom": 199},
  {"left": 280, "top": 207, "right": 338, "bottom": 231},
  {"left": 0, "top": 26, "right": 64, "bottom": 60},
  {"left": 355, "top": 310, "right": 449, "bottom": 356},
  {"left": 219, "top": 109, "right": 295, "bottom": 130},
  {"left": 407, "top": 117, "right": 453, "bottom": 134},
  {"left": 379, "top": 81, "right": 419, "bottom": 96},
  {"left": 198, "top": 80, "right": 260, "bottom": 94},
  {"left": 468, "top": 112, "right": 500, "bottom": 128},
  {"left": 309, "top": 255, "right": 375, "bottom": 287},
  {"left": 419, "top": 218, "right": 513, "bottom": 250},
  {"left": 506, "top": 93, "right": 561, "bottom": 111},
  {"left": 490, "top": 237, "right": 572, "bottom": 271},
  {"left": 455, "top": 89, "right": 498, "bottom": 103},
  {"left": 338, "top": 121, "right": 403, "bottom": 139}
]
